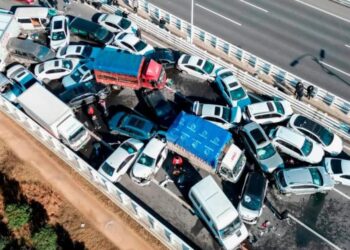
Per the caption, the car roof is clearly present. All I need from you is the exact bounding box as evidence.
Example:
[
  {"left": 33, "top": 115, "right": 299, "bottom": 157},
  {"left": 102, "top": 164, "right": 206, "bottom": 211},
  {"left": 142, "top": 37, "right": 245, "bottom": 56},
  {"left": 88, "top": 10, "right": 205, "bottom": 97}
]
[
  {"left": 43, "top": 59, "right": 62, "bottom": 69},
  {"left": 142, "top": 138, "right": 165, "bottom": 158},
  {"left": 123, "top": 114, "right": 153, "bottom": 130},
  {"left": 293, "top": 115, "right": 328, "bottom": 135},
  {"left": 275, "top": 126, "right": 305, "bottom": 148},
  {"left": 217, "top": 69, "right": 239, "bottom": 89},
  {"left": 200, "top": 103, "right": 223, "bottom": 117},
  {"left": 248, "top": 101, "right": 275, "bottom": 115},
  {"left": 121, "top": 33, "right": 139, "bottom": 45},
  {"left": 104, "top": 14, "right": 122, "bottom": 23},
  {"left": 70, "top": 17, "right": 101, "bottom": 32},
  {"left": 283, "top": 168, "right": 315, "bottom": 185},
  {"left": 244, "top": 172, "right": 267, "bottom": 198}
]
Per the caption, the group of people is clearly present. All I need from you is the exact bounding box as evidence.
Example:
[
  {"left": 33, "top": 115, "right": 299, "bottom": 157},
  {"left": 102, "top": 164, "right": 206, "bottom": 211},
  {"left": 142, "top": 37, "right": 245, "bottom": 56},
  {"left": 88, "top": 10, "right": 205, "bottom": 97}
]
[{"left": 294, "top": 81, "right": 314, "bottom": 101}]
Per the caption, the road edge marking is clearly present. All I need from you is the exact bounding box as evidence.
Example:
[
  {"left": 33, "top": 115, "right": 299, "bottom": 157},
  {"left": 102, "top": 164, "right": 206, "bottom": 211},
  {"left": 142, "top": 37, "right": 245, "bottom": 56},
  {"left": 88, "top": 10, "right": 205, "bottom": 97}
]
[
  {"left": 195, "top": 3, "right": 242, "bottom": 26},
  {"left": 333, "top": 188, "right": 350, "bottom": 200},
  {"left": 240, "top": 0, "right": 269, "bottom": 13},
  {"left": 320, "top": 61, "right": 350, "bottom": 78}
]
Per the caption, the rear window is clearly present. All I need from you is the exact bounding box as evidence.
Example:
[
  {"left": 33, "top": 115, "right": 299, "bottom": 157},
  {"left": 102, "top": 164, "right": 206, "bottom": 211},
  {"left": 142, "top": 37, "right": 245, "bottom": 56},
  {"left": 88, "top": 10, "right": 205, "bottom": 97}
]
[
  {"left": 214, "top": 107, "right": 221, "bottom": 116},
  {"left": 277, "top": 171, "right": 287, "bottom": 187},
  {"left": 182, "top": 55, "right": 190, "bottom": 64},
  {"left": 251, "top": 128, "right": 266, "bottom": 145},
  {"left": 309, "top": 168, "right": 323, "bottom": 186},
  {"left": 267, "top": 102, "right": 274, "bottom": 112},
  {"left": 330, "top": 159, "right": 342, "bottom": 174},
  {"left": 219, "top": 71, "right": 233, "bottom": 79},
  {"left": 53, "top": 20, "right": 63, "bottom": 30},
  {"left": 274, "top": 101, "right": 284, "bottom": 114}
]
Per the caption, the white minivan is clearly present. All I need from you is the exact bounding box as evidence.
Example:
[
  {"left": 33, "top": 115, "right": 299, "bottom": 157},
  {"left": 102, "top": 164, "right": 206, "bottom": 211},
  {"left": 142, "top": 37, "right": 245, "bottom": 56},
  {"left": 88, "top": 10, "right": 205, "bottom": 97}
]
[
  {"left": 189, "top": 176, "right": 248, "bottom": 250},
  {"left": 14, "top": 7, "right": 51, "bottom": 31}
]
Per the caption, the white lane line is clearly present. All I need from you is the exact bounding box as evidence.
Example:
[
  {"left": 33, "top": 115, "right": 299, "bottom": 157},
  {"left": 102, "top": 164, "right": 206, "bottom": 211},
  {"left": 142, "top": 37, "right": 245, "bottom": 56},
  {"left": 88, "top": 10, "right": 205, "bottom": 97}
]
[
  {"left": 294, "top": 0, "right": 350, "bottom": 24},
  {"left": 195, "top": 3, "right": 242, "bottom": 26},
  {"left": 345, "top": 44, "right": 350, "bottom": 48},
  {"left": 240, "top": 0, "right": 269, "bottom": 13},
  {"left": 333, "top": 188, "right": 350, "bottom": 200},
  {"left": 320, "top": 61, "right": 350, "bottom": 78},
  {"left": 288, "top": 214, "right": 342, "bottom": 250}
]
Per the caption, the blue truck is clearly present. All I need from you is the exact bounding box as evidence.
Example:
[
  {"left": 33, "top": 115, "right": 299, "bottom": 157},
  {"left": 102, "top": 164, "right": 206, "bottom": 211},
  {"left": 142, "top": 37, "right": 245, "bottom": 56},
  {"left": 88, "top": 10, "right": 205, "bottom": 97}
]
[{"left": 166, "top": 112, "right": 246, "bottom": 183}]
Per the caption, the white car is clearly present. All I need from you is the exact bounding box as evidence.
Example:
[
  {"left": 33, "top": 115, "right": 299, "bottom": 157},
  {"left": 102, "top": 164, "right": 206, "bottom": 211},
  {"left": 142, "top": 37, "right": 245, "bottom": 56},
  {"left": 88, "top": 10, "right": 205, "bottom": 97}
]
[
  {"left": 98, "top": 138, "right": 144, "bottom": 183},
  {"left": 288, "top": 114, "right": 343, "bottom": 156},
  {"left": 270, "top": 126, "right": 324, "bottom": 164},
  {"left": 243, "top": 100, "right": 293, "bottom": 125},
  {"left": 62, "top": 64, "right": 93, "bottom": 89},
  {"left": 324, "top": 158, "right": 350, "bottom": 186},
  {"left": 49, "top": 15, "right": 70, "bottom": 51},
  {"left": 56, "top": 45, "right": 94, "bottom": 59},
  {"left": 6, "top": 64, "right": 41, "bottom": 90},
  {"left": 131, "top": 138, "right": 168, "bottom": 186},
  {"left": 113, "top": 32, "right": 154, "bottom": 55},
  {"left": 177, "top": 54, "right": 222, "bottom": 81},
  {"left": 97, "top": 14, "right": 138, "bottom": 34},
  {"left": 192, "top": 101, "right": 241, "bottom": 130},
  {"left": 215, "top": 68, "right": 251, "bottom": 108},
  {"left": 34, "top": 59, "right": 79, "bottom": 83}
]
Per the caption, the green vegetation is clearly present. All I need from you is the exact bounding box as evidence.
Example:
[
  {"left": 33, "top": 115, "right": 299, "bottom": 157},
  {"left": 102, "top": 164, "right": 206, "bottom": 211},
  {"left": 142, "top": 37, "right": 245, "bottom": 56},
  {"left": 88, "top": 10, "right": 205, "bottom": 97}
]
[
  {"left": 32, "top": 226, "right": 57, "bottom": 250},
  {"left": 5, "top": 203, "right": 32, "bottom": 230}
]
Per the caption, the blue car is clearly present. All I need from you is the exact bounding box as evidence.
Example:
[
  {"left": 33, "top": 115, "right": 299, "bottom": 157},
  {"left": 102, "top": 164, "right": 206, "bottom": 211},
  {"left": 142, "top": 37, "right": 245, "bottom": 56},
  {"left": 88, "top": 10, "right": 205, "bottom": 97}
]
[
  {"left": 108, "top": 111, "right": 157, "bottom": 140},
  {"left": 215, "top": 68, "right": 251, "bottom": 108},
  {"left": 6, "top": 64, "right": 41, "bottom": 91}
]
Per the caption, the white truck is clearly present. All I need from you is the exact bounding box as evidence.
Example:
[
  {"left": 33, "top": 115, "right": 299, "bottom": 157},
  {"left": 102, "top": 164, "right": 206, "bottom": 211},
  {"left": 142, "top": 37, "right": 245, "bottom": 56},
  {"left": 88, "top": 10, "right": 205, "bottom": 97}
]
[
  {"left": 166, "top": 112, "right": 246, "bottom": 183},
  {"left": 17, "top": 83, "right": 91, "bottom": 151},
  {"left": 0, "top": 13, "right": 21, "bottom": 71}
]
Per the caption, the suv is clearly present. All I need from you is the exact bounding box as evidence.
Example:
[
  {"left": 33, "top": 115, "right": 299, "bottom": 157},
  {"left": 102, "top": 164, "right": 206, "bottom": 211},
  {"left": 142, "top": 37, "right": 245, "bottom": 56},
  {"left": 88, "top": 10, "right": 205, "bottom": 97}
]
[
  {"left": 243, "top": 100, "right": 293, "bottom": 125},
  {"left": 288, "top": 114, "right": 342, "bottom": 156},
  {"left": 274, "top": 167, "right": 334, "bottom": 195},
  {"left": 270, "top": 126, "right": 324, "bottom": 164},
  {"left": 69, "top": 17, "right": 114, "bottom": 45},
  {"left": 240, "top": 122, "right": 283, "bottom": 173},
  {"left": 238, "top": 172, "right": 268, "bottom": 224}
]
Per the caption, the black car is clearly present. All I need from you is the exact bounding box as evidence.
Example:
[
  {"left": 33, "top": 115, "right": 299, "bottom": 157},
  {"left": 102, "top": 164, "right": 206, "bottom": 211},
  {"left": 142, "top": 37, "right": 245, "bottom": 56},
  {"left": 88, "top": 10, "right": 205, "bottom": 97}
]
[
  {"left": 141, "top": 89, "right": 177, "bottom": 128},
  {"left": 237, "top": 172, "right": 268, "bottom": 224},
  {"left": 59, "top": 82, "right": 111, "bottom": 110},
  {"left": 69, "top": 17, "right": 114, "bottom": 45},
  {"left": 146, "top": 48, "right": 182, "bottom": 69}
]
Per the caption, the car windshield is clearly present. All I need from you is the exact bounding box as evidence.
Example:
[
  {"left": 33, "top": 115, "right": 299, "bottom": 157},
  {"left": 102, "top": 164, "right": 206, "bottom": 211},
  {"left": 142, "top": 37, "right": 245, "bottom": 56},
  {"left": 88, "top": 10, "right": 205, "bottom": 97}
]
[
  {"left": 277, "top": 171, "right": 287, "bottom": 187},
  {"left": 82, "top": 46, "right": 92, "bottom": 57},
  {"left": 101, "top": 162, "right": 115, "bottom": 176},
  {"left": 22, "top": 76, "right": 37, "bottom": 89},
  {"left": 242, "top": 194, "right": 262, "bottom": 211},
  {"left": 120, "top": 142, "right": 137, "bottom": 154},
  {"left": 59, "top": 46, "right": 67, "bottom": 56},
  {"left": 301, "top": 139, "right": 313, "bottom": 156},
  {"left": 219, "top": 217, "right": 241, "bottom": 239},
  {"left": 137, "top": 154, "right": 155, "bottom": 167},
  {"left": 221, "top": 107, "right": 231, "bottom": 121},
  {"left": 52, "top": 31, "right": 65, "bottom": 41},
  {"left": 38, "top": 46, "right": 51, "bottom": 60},
  {"left": 257, "top": 144, "right": 276, "bottom": 160},
  {"left": 119, "top": 18, "right": 131, "bottom": 29},
  {"left": 274, "top": 101, "right": 285, "bottom": 114},
  {"left": 134, "top": 40, "right": 147, "bottom": 51},
  {"left": 38, "top": 64, "right": 45, "bottom": 73},
  {"left": 319, "top": 127, "right": 334, "bottom": 146},
  {"left": 230, "top": 87, "right": 246, "bottom": 100},
  {"left": 70, "top": 68, "right": 84, "bottom": 82},
  {"left": 309, "top": 168, "right": 323, "bottom": 186},
  {"left": 62, "top": 60, "right": 73, "bottom": 69},
  {"left": 95, "top": 28, "right": 109, "bottom": 40},
  {"left": 68, "top": 127, "right": 85, "bottom": 144},
  {"left": 202, "top": 60, "right": 215, "bottom": 74}
]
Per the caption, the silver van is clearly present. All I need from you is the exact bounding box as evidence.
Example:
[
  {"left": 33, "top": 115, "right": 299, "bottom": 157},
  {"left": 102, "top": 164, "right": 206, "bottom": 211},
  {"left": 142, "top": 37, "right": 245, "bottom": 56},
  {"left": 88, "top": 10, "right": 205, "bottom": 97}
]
[{"left": 189, "top": 176, "right": 248, "bottom": 250}]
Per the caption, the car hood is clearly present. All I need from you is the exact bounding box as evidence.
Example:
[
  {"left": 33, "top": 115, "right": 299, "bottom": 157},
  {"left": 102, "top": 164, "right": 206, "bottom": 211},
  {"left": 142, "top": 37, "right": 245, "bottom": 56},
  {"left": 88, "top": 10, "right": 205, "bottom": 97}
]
[
  {"left": 324, "top": 134, "right": 343, "bottom": 156},
  {"left": 51, "top": 39, "right": 68, "bottom": 50},
  {"left": 237, "top": 202, "right": 260, "bottom": 220},
  {"left": 221, "top": 224, "right": 248, "bottom": 250},
  {"left": 132, "top": 163, "right": 153, "bottom": 179},
  {"left": 260, "top": 151, "right": 284, "bottom": 173}
]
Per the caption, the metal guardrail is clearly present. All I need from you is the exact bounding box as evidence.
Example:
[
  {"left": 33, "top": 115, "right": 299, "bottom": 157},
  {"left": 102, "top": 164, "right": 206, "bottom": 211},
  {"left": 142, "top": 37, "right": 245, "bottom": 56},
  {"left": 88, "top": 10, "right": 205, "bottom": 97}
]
[
  {"left": 113, "top": 0, "right": 350, "bottom": 117},
  {"left": 101, "top": 3, "right": 350, "bottom": 142},
  {"left": 331, "top": 0, "right": 350, "bottom": 7},
  {"left": 0, "top": 96, "right": 193, "bottom": 250}
]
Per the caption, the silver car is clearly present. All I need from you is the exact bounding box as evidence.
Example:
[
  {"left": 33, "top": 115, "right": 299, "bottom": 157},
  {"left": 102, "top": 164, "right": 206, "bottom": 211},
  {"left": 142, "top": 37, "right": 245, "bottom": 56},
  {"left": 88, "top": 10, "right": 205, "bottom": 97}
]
[
  {"left": 241, "top": 122, "right": 284, "bottom": 173},
  {"left": 274, "top": 167, "right": 334, "bottom": 195}
]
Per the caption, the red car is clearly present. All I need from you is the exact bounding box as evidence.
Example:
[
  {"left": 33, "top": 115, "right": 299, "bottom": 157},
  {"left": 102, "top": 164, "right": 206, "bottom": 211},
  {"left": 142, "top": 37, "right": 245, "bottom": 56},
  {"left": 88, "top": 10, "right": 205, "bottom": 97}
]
[{"left": 15, "top": 0, "right": 35, "bottom": 4}]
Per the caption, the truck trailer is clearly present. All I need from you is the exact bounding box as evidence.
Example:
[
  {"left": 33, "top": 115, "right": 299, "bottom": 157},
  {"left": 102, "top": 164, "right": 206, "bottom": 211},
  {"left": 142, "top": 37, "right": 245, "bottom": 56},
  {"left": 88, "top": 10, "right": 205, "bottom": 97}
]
[
  {"left": 17, "top": 83, "right": 91, "bottom": 151},
  {"left": 87, "top": 47, "right": 167, "bottom": 90},
  {"left": 166, "top": 112, "right": 246, "bottom": 183}
]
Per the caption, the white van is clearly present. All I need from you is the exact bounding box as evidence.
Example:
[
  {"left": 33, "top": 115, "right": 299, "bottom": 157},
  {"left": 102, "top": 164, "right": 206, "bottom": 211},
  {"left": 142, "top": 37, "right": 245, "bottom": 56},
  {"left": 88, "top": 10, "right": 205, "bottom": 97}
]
[
  {"left": 189, "top": 176, "right": 248, "bottom": 250},
  {"left": 14, "top": 7, "right": 51, "bottom": 31}
]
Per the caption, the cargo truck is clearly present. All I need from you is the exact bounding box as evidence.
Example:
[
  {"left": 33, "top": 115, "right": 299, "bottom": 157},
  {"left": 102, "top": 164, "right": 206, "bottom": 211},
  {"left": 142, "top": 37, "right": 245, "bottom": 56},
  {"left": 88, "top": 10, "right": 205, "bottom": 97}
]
[
  {"left": 17, "top": 83, "right": 91, "bottom": 151},
  {"left": 87, "top": 47, "right": 167, "bottom": 90},
  {"left": 0, "top": 13, "right": 21, "bottom": 71},
  {"left": 166, "top": 112, "right": 246, "bottom": 183}
]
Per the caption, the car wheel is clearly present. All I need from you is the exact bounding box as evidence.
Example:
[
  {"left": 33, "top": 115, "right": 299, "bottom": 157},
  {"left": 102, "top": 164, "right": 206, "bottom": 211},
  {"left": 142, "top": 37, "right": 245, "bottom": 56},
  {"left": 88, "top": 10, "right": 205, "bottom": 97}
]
[
  {"left": 43, "top": 78, "right": 50, "bottom": 84},
  {"left": 181, "top": 70, "right": 188, "bottom": 74}
]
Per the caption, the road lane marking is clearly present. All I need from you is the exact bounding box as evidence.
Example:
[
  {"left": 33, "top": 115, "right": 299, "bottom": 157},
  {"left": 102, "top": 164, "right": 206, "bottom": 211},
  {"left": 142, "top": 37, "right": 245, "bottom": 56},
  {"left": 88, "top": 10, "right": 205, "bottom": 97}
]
[
  {"left": 345, "top": 44, "right": 350, "bottom": 48},
  {"left": 288, "top": 214, "right": 342, "bottom": 250},
  {"left": 319, "top": 61, "right": 350, "bottom": 78},
  {"left": 195, "top": 3, "right": 242, "bottom": 26},
  {"left": 333, "top": 188, "right": 350, "bottom": 200},
  {"left": 240, "top": 0, "right": 269, "bottom": 13},
  {"left": 294, "top": 0, "right": 350, "bottom": 24}
]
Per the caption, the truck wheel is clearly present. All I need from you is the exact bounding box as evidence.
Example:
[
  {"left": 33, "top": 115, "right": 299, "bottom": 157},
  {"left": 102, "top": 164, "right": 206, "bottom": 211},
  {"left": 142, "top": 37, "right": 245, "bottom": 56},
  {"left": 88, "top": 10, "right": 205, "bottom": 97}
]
[{"left": 112, "top": 85, "right": 121, "bottom": 91}]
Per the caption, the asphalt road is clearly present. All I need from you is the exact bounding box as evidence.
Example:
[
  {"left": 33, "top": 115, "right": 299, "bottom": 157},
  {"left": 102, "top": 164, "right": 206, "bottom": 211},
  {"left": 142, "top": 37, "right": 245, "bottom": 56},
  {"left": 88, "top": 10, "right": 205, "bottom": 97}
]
[{"left": 147, "top": 0, "right": 350, "bottom": 100}]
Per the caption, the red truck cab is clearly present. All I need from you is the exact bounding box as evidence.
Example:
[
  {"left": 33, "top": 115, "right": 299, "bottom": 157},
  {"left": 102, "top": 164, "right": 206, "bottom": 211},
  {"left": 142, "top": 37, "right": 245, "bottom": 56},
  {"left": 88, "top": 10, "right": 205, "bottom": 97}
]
[{"left": 88, "top": 47, "right": 167, "bottom": 90}]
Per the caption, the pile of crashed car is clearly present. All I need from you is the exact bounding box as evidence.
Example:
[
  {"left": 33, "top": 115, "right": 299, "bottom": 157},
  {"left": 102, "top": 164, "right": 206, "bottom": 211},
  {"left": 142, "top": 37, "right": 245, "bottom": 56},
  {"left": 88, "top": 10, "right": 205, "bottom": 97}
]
[{"left": 1, "top": 6, "right": 349, "bottom": 250}]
